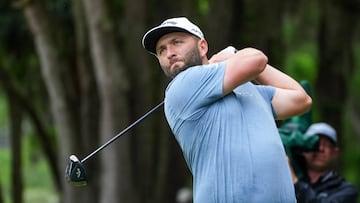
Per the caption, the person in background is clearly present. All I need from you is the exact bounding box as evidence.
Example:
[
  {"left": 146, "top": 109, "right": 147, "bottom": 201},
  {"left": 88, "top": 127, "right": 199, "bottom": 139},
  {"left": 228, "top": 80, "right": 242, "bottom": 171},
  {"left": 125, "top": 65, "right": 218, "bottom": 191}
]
[
  {"left": 290, "top": 122, "right": 358, "bottom": 202},
  {"left": 142, "top": 17, "right": 312, "bottom": 202}
]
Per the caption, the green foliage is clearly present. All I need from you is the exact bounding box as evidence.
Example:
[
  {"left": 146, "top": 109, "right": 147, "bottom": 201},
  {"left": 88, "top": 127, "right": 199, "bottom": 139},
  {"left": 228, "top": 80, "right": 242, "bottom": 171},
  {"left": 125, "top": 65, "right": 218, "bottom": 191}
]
[
  {"left": 349, "top": 45, "right": 360, "bottom": 112},
  {"left": 0, "top": 1, "right": 30, "bottom": 52},
  {"left": 284, "top": 44, "right": 318, "bottom": 83},
  {"left": 23, "top": 134, "right": 57, "bottom": 198},
  {"left": 0, "top": 134, "right": 58, "bottom": 203},
  {"left": 282, "top": 2, "right": 319, "bottom": 84},
  {"left": 350, "top": 74, "right": 360, "bottom": 113},
  {"left": 0, "top": 3, "right": 57, "bottom": 202},
  {"left": 283, "top": 17, "right": 296, "bottom": 47},
  {"left": 0, "top": 1, "right": 43, "bottom": 98},
  {"left": 47, "top": 0, "right": 74, "bottom": 38},
  {"left": 343, "top": 43, "right": 360, "bottom": 196},
  {"left": 198, "top": 0, "right": 208, "bottom": 16},
  {"left": 343, "top": 115, "right": 360, "bottom": 192},
  {"left": 0, "top": 95, "right": 8, "bottom": 129},
  {"left": 0, "top": 149, "right": 10, "bottom": 203}
]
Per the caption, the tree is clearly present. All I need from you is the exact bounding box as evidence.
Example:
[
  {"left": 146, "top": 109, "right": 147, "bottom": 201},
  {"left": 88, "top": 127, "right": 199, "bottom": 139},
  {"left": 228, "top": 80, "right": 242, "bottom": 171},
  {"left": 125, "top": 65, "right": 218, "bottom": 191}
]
[
  {"left": 82, "top": 0, "right": 134, "bottom": 202},
  {"left": 0, "top": 69, "right": 24, "bottom": 203},
  {"left": 0, "top": 1, "right": 61, "bottom": 201},
  {"left": 316, "top": 0, "right": 360, "bottom": 145},
  {"left": 23, "top": 0, "right": 91, "bottom": 202}
]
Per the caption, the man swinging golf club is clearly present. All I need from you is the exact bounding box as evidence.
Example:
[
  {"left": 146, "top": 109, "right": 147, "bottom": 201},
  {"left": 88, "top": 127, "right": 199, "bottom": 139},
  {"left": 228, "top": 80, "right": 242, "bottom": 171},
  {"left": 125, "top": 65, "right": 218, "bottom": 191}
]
[{"left": 141, "top": 17, "right": 312, "bottom": 202}]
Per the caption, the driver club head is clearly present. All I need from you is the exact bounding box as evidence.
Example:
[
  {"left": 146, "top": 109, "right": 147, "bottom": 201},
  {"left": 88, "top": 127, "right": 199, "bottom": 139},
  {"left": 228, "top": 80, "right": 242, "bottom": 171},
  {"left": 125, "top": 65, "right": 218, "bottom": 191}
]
[{"left": 65, "top": 155, "right": 87, "bottom": 187}]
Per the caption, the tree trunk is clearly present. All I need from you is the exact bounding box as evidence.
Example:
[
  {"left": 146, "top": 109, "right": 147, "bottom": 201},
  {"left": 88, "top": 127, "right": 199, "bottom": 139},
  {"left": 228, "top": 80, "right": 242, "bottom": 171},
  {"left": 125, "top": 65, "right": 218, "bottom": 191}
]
[
  {"left": 82, "top": 0, "right": 134, "bottom": 202},
  {"left": 123, "top": 0, "right": 154, "bottom": 201},
  {"left": 8, "top": 91, "right": 23, "bottom": 203},
  {"left": 0, "top": 66, "right": 61, "bottom": 191},
  {"left": 0, "top": 179, "right": 3, "bottom": 203},
  {"left": 316, "top": 0, "right": 358, "bottom": 146},
  {"left": 23, "top": 0, "right": 82, "bottom": 202},
  {"left": 240, "top": 0, "right": 285, "bottom": 65},
  {"left": 205, "top": 0, "right": 238, "bottom": 55},
  {"left": 71, "top": 0, "right": 101, "bottom": 202},
  {"left": 0, "top": 67, "right": 25, "bottom": 203}
]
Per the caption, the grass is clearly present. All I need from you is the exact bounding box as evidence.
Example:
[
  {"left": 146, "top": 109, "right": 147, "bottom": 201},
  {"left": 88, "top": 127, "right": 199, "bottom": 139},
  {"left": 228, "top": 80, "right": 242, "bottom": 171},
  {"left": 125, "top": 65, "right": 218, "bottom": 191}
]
[
  {"left": 0, "top": 136, "right": 59, "bottom": 203},
  {"left": 0, "top": 95, "right": 58, "bottom": 203}
]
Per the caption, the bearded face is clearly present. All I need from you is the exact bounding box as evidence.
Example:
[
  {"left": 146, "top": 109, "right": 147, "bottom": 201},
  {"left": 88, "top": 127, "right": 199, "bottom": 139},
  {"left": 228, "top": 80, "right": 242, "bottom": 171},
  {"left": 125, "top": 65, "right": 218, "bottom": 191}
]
[
  {"left": 162, "top": 45, "right": 202, "bottom": 78},
  {"left": 303, "top": 136, "right": 339, "bottom": 173},
  {"left": 156, "top": 32, "right": 205, "bottom": 78}
]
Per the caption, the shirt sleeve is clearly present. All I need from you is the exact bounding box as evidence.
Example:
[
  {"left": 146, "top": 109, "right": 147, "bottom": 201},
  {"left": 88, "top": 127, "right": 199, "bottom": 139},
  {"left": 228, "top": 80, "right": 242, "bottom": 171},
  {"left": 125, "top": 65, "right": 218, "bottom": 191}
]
[
  {"left": 255, "top": 85, "right": 276, "bottom": 118},
  {"left": 165, "top": 62, "right": 226, "bottom": 120}
]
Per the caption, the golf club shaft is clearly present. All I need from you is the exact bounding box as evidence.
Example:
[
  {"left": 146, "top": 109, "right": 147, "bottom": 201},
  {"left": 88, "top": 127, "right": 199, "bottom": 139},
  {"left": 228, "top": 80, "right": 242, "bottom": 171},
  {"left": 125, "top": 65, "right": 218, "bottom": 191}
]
[{"left": 81, "top": 100, "right": 164, "bottom": 163}]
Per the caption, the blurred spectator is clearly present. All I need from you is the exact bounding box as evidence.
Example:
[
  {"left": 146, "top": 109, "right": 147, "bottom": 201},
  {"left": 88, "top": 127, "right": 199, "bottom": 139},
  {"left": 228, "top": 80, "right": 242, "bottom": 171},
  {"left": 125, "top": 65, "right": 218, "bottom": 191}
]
[{"left": 289, "top": 122, "right": 358, "bottom": 202}]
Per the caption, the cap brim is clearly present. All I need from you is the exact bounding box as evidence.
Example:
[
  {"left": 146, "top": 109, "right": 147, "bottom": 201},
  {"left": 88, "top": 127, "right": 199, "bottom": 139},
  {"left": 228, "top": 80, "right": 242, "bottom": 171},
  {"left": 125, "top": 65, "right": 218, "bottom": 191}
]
[
  {"left": 317, "top": 134, "right": 337, "bottom": 144},
  {"left": 142, "top": 26, "right": 191, "bottom": 55}
]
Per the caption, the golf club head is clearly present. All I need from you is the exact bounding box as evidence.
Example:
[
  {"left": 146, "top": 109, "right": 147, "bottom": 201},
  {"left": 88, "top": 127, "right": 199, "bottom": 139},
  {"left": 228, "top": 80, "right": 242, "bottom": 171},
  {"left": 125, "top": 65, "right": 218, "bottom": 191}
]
[{"left": 65, "top": 155, "right": 87, "bottom": 187}]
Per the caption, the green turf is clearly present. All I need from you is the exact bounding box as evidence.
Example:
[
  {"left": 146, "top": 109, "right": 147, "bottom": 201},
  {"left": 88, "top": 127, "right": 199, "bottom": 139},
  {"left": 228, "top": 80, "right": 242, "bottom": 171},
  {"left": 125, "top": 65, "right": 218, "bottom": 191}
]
[{"left": 0, "top": 139, "right": 59, "bottom": 203}]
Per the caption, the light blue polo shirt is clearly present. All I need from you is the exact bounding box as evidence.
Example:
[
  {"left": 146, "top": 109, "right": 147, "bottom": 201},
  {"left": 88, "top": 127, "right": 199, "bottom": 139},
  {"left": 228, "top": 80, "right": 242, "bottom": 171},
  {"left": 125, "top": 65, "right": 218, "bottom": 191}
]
[{"left": 164, "top": 62, "right": 295, "bottom": 203}]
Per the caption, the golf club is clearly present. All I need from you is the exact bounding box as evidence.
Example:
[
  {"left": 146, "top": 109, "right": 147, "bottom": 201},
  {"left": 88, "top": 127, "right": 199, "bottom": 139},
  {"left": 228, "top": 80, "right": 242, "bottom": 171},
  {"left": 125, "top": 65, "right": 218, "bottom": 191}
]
[{"left": 65, "top": 100, "right": 164, "bottom": 186}]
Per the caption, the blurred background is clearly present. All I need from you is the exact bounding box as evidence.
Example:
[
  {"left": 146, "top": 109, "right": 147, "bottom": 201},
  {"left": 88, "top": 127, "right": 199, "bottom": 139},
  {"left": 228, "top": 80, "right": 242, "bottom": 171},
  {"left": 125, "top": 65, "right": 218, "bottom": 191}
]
[{"left": 0, "top": 0, "right": 359, "bottom": 202}]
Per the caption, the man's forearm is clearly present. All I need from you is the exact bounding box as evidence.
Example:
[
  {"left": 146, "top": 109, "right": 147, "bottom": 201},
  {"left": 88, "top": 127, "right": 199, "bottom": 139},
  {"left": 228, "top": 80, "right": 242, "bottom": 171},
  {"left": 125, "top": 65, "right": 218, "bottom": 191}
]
[
  {"left": 254, "top": 64, "right": 305, "bottom": 92},
  {"left": 255, "top": 64, "right": 312, "bottom": 119}
]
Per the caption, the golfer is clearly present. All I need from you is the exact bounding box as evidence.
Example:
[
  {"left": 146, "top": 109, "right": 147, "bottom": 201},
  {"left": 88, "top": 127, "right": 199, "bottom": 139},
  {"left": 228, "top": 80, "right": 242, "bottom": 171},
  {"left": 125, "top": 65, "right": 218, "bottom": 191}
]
[{"left": 142, "top": 17, "right": 312, "bottom": 202}]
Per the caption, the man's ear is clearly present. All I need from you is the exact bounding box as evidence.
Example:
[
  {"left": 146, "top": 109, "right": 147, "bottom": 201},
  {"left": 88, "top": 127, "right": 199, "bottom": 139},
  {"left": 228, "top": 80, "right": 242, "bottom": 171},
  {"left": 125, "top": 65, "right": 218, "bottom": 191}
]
[
  {"left": 332, "top": 146, "right": 340, "bottom": 158},
  {"left": 198, "top": 39, "right": 208, "bottom": 57}
]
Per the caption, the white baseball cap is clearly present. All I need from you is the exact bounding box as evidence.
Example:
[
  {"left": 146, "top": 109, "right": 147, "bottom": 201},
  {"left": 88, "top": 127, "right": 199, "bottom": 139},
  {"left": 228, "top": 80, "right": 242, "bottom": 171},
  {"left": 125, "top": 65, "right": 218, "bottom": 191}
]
[
  {"left": 305, "top": 122, "right": 337, "bottom": 144},
  {"left": 142, "top": 17, "right": 204, "bottom": 55}
]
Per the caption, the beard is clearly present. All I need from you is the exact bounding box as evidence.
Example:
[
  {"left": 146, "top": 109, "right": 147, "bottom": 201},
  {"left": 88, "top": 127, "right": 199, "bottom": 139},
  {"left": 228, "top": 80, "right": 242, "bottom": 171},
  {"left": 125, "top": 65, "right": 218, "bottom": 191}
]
[{"left": 162, "top": 45, "right": 203, "bottom": 78}]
